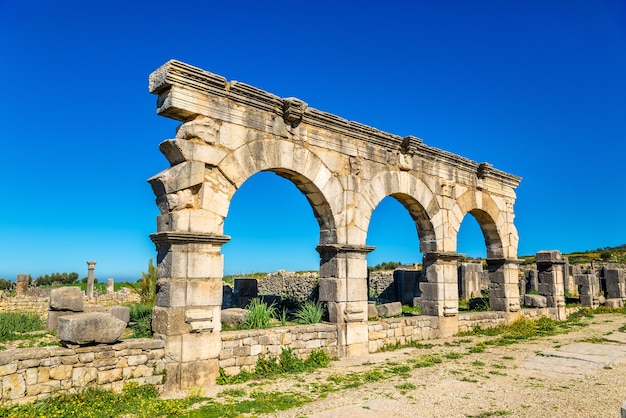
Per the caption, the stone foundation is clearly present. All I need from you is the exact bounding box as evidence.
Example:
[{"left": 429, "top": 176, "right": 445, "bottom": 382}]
[
  {"left": 0, "top": 339, "right": 165, "bottom": 405},
  {"left": 219, "top": 324, "right": 339, "bottom": 375}
]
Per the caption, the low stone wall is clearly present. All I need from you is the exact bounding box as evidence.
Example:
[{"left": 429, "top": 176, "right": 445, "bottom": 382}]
[
  {"left": 0, "top": 296, "right": 49, "bottom": 320},
  {"left": 0, "top": 338, "right": 165, "bottom": 405},
  {"left": 368, "top": 316, "right": 439, "bottom": 352},
  {"left": 219, "top": 324, "right": 338, "bottom": 375},
  {"left": 457, "top": 311, "right": 507, "bottom": 333}
]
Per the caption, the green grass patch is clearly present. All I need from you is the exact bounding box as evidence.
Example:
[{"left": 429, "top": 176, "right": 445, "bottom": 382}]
[
  {"left": 0, "top": 312, "right": 45, "bottom": 342},
  {"left": 217, "top": 348, "right": 331, "bottom": 384},
  {"left": 0, "top": 383, "right": 193, "bottom": 417}
]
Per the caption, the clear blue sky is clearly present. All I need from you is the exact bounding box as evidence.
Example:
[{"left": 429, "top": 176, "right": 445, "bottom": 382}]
[{"left": 1, "top": 1, "right": 625, "bottom": 281}]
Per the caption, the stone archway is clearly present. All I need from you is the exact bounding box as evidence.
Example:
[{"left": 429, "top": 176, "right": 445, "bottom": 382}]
[
  {"left": 147, "top": 60, "right": 522, "bottom": 390},
  {"left": 454, "top": 189, "right": 521, "bottom": 312}
]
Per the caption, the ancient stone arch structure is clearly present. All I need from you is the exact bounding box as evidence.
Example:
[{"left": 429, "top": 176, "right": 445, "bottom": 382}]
[{"left": 148, "top": 60, "right": 522, "bottom": 389}]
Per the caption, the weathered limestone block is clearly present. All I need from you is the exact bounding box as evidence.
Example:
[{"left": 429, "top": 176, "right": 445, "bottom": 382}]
[
  {"left": 49, "top": 287, "right": 84, "bottom": 312},
  {"left": 367, "top": 302, "right": 378, "bottom": 319},
  {"left": 57, "top": 313, "right": 126, "bottom": 344},
  {"left": 376, "top": 302, "right": 402, "bottom": 318},
  {"left": 221, "top": 308, "right": 248, "bottom": 328},
  {"left": 524, "top": 294, "right": 547, "bottom": 308},
  {"left": 605, "top": 298, "right": 624, "bottom": 309},
  {"left": 83, "top": 306, "right": 131, "bottom": 323}
]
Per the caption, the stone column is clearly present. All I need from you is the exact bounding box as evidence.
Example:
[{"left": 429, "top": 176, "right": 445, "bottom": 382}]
[
  {"left": 486, "top": 258, "right": 522, "bottom": 313},
  {"left": 421, "top": 252, "right": 462, "bottom": 317},
  {"left": 106, "top": 278, "right": 114, "bottom": 294},
  {"left": 16, "top": 274, "right": 30, "bottom": 296},
  {"left": 536, "top": 250, "right": 566, "bottom": 320},
  {"left": 86, "top": 261, "right": 96, "bottom": 298},
  {"left": 317, "top": 244, "right": 374, "bottom": 358},
  {"left": 150, "top": 231, "right": 229, "bottom": 392}
]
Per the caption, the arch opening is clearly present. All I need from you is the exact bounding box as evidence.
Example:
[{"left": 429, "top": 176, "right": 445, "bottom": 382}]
[
  {"left": 456, "top": 209, "right": 506, "bottom": 311},
  {"left": 222, "top": 171, "right": 323, "bottom": 276},
  {"left": 365, "top": 194, "right": 429, "bottom": 305}
]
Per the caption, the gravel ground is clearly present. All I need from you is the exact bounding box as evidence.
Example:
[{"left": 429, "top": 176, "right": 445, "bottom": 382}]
[{"left": 208, "top": 313, "right": 626, "bottom": 418}]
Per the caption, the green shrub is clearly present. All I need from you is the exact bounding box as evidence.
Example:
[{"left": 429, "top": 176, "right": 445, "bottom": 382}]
[
  {"left": 244, "top": 299, "right": 277, "bottom": 329},
  {"left": 294, "top": 301, "right": 324, "bottom": 324},
  {"left": 135, "top": 259, "right": 157, "bottom": 305},
  {"left": 128, "top": 303, "right": 153, "bottom": 338}
]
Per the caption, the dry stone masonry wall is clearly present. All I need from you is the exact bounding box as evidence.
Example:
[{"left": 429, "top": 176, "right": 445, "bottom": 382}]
[{"left": 0, "top": 339, "right": 164, "bottom": 405}]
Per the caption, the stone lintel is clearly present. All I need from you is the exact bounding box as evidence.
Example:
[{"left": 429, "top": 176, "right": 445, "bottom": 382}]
[
  {"left": 149, "top": 60, "right": 520, "bottom": 189},
  {"left": 486, "top": 258, "right": 524, "bottom": 266},
  {"left": 316, "top": 244, "right": 376, "bottom": 256},
  {"left": 423, "top": 252, "right": 464, "bottom": 263},
  {"left": 150, "top": 231, "right": 231, "bottom": 246}
]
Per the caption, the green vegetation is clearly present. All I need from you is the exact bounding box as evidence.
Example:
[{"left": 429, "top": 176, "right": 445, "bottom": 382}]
[
  {"left": 243, "top": 299, "right": 277, "bottom": 329},
  {"left": 0, "top": 279, "right": 13, "bottom": 291},
  {"left": 34, "top": 272, "right": 78, "bottom": 286},
  {"left": 402, "top": 304, "right": 422, "bottom": 315},
  {"left": 217, "top": 347, "right": 331, "bottom": 385},
  {"left": 222, "top": 272, "right": 266, "bottom": 286},
  {"left": 294, "top": 300, "right": 325, "bottom": 324},
  {"left": 368, "top": 261, "right": 403, "bottom": 271},
  {"left": 519, "top": 244, "right": 626, "bottom": 265},
  {"left": 0, "top": 383, "right": 194, "bottom": 417},
  {"left": 127, "top": 303, "right": 153, "bottom": 338},
  {"left": 136, "top": 259, "right": 157, "bottom": 305},
  {"left": 0, "top": 312, "right": 45, "bottom": 342}
]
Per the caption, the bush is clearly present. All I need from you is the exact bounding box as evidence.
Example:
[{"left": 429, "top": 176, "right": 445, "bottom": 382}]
[
  {"left": 136, "top": 259, "right": 157, "bottom": 305},
  {"left": 128, "top": 303, "right": 153, "bottom": 338},
  {"left": 294, "top": 301, "right": 325, "bottom": 324},
  {"left": 0, "top": 279, "right": 14, "bottom": 291},
  {"left": 243, "top": 299, "right": 277, "bottom": 329}
]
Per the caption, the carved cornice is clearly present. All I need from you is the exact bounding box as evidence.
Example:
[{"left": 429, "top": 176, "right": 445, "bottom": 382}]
[
  {"left": 150, "top": 231, "right": 231, "bottom": 246},
  {"left": 150, "top": 60, "right": 521, "bottom": 189},
  {"left": 316, "top": 244, "right": 376, "bottom": 255}
]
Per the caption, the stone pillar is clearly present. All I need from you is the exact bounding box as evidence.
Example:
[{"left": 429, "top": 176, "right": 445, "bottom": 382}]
[
  {"left": 86, "top": 261, "right": 96, "bottom": 298},
  {"left": 604, "top": 268, "right": 626, "bottom": 300},
  {"left": 458, "top": 262, "right": 482, "bottom": 300},
  {"left": 150, "top": 231, "right": 229, "bottom": 392},
  {"left": 16, "top": 274, "right": 30, "bottom": 296},
  {"left": 317, "top": 244, "right": 374, "bottom": 358},
  {"left": 575, "top": 270, "right": 600, "bottom": 308},
  {"left": 487, "top": 258, "right": 522, "bottom": 312},
  {"left": 536, "top": 250, "right": 566, "bottom": 320},
  {"left": 420, "top": 252, "right": 462, "bottom": 317},
  {"left": 106, "top": 278, "right": 114, "bottom": 294},
  {"left": 525, "top": 269, "right": 539, "bottom": 293}
]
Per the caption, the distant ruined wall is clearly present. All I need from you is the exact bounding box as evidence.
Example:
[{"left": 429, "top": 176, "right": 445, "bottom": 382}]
[
  {"left": 257, "top": 270, "right": 319, "bottom": 303},
  {"left": 0, "top": 290, "right": 141, "bottom": 321}
]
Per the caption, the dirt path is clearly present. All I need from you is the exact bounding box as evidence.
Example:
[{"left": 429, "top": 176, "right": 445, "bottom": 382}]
[{"left": 209, "top": 314, "right": 626, "bottom": 418}]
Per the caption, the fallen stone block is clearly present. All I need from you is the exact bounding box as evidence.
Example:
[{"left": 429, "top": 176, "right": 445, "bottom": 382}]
[
  {"left": 84, "top": 305, "right": 131, "bottom": 323},
  {"left": 221, "top": 308, "right": 248, "bottom": 328},
  {"left": 376, "top": 302, "right": 402, "bottom": 318},
  {"left": 57, "top": 312, "right": 126, "bottom": 344},
  {"left": 49, "top": 286, "right": 84, "bottom": 312},
  {"left": 524, "top": 294, "right": 547, "bottom": 308},
  {"left": 46, "top": 310, "right": 77, "bottom": 331},
  {"left": 605, "top": 298, "right": 624, "bottom": 309}
]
